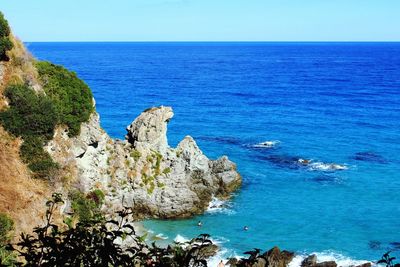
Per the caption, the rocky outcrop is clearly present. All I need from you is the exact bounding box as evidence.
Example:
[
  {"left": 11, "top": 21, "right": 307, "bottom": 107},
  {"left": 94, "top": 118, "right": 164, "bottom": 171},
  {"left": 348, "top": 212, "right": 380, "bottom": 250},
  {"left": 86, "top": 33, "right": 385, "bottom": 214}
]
[
  {"left": 263, "top": 247, "right": 295, "bottom": 267},
  {"left": 301, "top": 255, "right": 337, "bottom": 267},
  {"left": 46, "top": 106, "right": 241, "bottom": 218}
]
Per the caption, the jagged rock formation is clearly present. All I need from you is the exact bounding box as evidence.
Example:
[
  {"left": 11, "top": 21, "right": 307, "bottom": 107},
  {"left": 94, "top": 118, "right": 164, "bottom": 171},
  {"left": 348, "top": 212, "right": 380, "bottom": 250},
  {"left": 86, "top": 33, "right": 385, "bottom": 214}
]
[{"left": 47, "top": 106, "right": 241, "bottom": 218}]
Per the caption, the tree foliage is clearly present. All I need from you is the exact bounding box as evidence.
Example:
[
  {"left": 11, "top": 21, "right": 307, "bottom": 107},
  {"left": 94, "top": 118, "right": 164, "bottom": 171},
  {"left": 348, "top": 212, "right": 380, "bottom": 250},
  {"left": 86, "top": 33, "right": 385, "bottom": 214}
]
[
  {"left": 6, "top": 193, "right": 215, "bottom": 266},
  {"left": 0, "top": 11, "right": 13, "bottom": 61},
  {"left": 378, "top": 252, "right": 400, "bottom": 267}
]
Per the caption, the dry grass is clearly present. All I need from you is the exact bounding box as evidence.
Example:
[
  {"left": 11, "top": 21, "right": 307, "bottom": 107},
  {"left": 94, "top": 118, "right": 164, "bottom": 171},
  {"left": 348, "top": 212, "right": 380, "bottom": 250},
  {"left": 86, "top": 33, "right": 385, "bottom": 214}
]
[
  {"left": 0, "top": 127, "right": 50, "bottom": 235},
  {"left": 6, "top": 34, "right": 40, "bottom": 88}
]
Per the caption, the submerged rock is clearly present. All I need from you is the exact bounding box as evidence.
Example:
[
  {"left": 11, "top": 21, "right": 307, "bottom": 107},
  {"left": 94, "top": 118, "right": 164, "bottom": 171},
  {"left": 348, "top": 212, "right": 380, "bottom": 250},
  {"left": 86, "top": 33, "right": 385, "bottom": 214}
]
[
  {"left": 47, "top": 106, "right": 241, "bottom": 219},
  {"left": 309, "top": 174, "right": 342, "bottom": 185},
  {"left": 353, "top": 151, "right": 387, "bottom": 164},
  {"left": 258, "top": 154, "right": 347, "bottom": 172}
]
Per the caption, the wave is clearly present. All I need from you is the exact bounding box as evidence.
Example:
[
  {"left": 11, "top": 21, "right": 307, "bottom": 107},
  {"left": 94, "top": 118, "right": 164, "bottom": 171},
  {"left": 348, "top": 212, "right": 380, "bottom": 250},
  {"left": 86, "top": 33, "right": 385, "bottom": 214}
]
[
  {"left": 174, "top": 234, "right": 190, "bottom": 244},
  {"left": 209, "top": 248, "right": 371, "bottom": 267},
  {"left": 259, "top": 155, "right": 348, "bottom": 172},
  {"left": 252, "top": 140, "right": 281, "bottom": 148},
  {"left": 288, "top": 251, "right": 370, "bottom": 267},
  {"left": 206, "top": 197, "right": 235, "bottom": 215},
  {"left": 157, "top": 232, "right": 371, "bottom": 267},
  {"left": 307, "top": 161, "right": 348, "bottom": 171},
  {"left": 153, "top": 233, "right": 168, "bottom": 240},
  {"left": 207, "top": 245, "right": 371, "bottom": 267}
]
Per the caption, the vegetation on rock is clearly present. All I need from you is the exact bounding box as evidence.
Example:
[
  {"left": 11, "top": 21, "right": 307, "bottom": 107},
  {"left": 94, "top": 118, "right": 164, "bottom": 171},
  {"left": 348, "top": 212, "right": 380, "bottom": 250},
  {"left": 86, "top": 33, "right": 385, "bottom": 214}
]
[
  {"left": 0, "top": 51, "right": 95, "bottom": 178},
  {"left": 0, "top": 84, "right": 59, "bottom": 178},
  {"left": 0, "top": 11, "right": 13, "bottom": 61},
  {"left": 36, "top": 61, "right": 94, "bottom": 136},
  {"left": 69, "top": 189, "right": 105, "bottom": 224}
]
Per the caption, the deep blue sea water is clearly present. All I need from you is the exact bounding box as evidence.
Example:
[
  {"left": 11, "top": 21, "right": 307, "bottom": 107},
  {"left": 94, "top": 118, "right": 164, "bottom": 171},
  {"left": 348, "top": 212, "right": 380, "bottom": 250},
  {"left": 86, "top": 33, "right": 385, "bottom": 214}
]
[{"left": 28, "top": 42, "right": 400, "bottom": 263}]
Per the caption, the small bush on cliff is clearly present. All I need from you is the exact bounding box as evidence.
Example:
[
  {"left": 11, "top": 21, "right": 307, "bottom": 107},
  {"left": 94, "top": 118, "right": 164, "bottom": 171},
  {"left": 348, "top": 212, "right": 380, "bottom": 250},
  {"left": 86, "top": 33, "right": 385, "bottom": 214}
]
[
  {"left": 69, "top": 190, "right": 105, "bottom": 223},
  {"left": 36, "top": 61, "right": 94, "bottom": 136},
  {"left": 0, "top": 84, "right": 58, "bottom": 178},
  {"left": 0, "top": 213, "right": 16, "bottom": 266},
  {"left": 0, "top": 12, "right": 13, "bottom": 61},
  {"left": 0, "top": 84, "right": 58, "bottom": 139}
]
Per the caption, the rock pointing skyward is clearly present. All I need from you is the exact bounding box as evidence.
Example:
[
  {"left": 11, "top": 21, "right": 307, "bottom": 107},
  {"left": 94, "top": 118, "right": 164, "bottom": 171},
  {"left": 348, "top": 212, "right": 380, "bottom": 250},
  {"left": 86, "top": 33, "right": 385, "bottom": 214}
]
[{"left": 47, "top": 106, "right": 241, "bottom": 218}]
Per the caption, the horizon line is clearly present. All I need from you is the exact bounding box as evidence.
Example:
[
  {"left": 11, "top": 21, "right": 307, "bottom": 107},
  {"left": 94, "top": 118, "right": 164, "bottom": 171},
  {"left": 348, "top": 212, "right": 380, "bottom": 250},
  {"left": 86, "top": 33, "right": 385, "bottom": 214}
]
[{"left": 25, "top": 40, "right": 400, "bottom": 43}]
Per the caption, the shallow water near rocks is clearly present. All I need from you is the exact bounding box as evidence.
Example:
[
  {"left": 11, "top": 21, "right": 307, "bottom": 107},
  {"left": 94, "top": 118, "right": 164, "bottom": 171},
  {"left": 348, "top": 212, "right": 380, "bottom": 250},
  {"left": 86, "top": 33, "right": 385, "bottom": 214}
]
[{"left": 28, "top": 42, "right": 400, "bottom": 263}]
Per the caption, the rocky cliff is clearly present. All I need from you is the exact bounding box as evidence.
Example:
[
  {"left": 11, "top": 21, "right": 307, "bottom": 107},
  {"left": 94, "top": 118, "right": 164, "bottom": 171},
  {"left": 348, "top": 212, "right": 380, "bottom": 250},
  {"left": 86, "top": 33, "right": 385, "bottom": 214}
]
[
  {"left": 46, "top": 106, "right": 241, "bottom": 218},
  {"left": 0, "top": 24, "right": 241, "bottom": 225}
]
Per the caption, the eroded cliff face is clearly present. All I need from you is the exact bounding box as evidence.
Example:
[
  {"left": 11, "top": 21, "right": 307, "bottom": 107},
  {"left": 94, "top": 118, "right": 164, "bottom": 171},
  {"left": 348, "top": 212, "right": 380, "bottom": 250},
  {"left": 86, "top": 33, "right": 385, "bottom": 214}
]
[{"left": 46, "top": 106, "right": 241, "bottom": 218}]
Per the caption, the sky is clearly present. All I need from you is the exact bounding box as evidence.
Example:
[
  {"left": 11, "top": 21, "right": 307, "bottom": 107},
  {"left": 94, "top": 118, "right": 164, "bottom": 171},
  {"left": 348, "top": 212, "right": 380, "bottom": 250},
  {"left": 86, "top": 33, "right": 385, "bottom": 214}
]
[{"left": 1, "top": 0, "right": 400, "bottom": 42}]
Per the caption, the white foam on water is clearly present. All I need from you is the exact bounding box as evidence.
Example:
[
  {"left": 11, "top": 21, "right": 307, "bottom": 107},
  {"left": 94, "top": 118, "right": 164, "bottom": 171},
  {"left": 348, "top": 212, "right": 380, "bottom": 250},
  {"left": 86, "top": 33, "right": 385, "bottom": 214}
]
[
  {"left": 207, "top": 242, "right": 371, "bottom": 267},
  {"left": 206, "top": 197, "right": 235, "bottom": 215},
  {"left": 154, "top": 233, "right": 168, "bottom": 240},
  {"left": 308, "top": 162, "right": 348, "bottom": 171},
  {"left": 253, "top": 140, "right": 281, "bottom": 148},
  {"left": 288, "top": 251, "right": 371, "bottom": 267},
  {"left": 206, "top": 237, "right": 238, "bottom": 267},
  {"left": 174, "top": 234, "right": 189, "bottom": 244}
]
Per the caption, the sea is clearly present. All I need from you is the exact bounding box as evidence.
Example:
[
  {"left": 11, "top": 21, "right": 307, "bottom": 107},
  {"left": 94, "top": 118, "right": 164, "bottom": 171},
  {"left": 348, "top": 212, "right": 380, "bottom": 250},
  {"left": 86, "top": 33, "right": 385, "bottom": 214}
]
[{"left": 28, "top": 42, "right": 400, "bottom": 265}]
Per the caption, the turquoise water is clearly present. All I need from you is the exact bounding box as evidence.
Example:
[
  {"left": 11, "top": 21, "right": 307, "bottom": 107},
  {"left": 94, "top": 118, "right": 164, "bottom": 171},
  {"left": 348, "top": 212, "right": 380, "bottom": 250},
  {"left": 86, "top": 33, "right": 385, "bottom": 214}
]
[{"left": 28, "top": 42, "right": 400, "bottom": 262}]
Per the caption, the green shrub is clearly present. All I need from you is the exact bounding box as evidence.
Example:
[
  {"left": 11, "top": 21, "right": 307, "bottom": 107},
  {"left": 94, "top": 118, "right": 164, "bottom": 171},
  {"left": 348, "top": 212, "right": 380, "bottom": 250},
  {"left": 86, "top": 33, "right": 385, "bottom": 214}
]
[
  {"left": 36, "top": 61, "right": 94, "bottom": 136},
  {"left": 86, "top": 189, "right": 105, "bottom": 206},
  {"left": 0, "top": 12, "right": 11, "bottom": 37},
  {"left": 0, "top": 213, "right": 14, "bottom": 245},
  {"left": 130, "top": 149, "right": 141, "bottom": 161},
  {"left": 162, "top": 167, "right": 171, "bottom": 175},
  {"left": 0, "top": 84, "right": 59, "bottom": 178},
  {"left": 69, "top": 190, "right": 104, "bottom": 223},
  {"left": 0, "top": 36, "right": 12, "bottom": 61},
  {"left": 20, "top": 136, "right": 58, "bottom": 179},
  {"left": 0, "top": 84, "right": 58, "bottom": 140},
  {"left": 0, "top": 12, "right": 12, "bottom": 61},
  {"left": 0, "top": 213, "right": 16, "bottom": 266}
]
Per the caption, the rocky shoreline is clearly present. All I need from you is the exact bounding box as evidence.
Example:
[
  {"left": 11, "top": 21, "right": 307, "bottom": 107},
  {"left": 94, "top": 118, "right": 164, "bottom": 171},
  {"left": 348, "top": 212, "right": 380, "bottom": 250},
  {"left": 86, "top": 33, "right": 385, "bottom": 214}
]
[{"left": 209, "top": 246, "right": 372, "bottom": 267}]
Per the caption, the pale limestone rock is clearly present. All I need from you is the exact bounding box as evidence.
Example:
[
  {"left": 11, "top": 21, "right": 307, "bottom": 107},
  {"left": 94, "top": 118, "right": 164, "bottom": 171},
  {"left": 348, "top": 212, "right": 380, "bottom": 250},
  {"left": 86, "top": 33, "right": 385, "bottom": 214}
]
[
  {"left": 126, "top": 106, "right": 173, "bottom": 155},
  {"left": 47, "top": 106, "right": 241, "bottom": 219}
]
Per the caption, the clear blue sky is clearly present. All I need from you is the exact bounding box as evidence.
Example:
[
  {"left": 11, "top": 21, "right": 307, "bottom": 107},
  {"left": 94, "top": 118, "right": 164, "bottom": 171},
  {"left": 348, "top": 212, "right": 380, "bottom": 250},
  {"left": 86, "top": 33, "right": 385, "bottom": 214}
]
[{"left": 2, "top": 0, "right": 400, "bottom": 42}]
